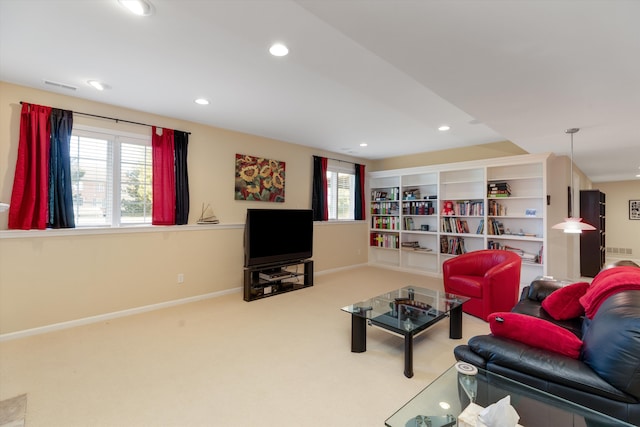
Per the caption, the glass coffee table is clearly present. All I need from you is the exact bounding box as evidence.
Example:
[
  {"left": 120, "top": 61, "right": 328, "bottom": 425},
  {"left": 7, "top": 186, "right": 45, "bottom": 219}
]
[
  {"left": 341, "top": 286, "right": 468, "bottom": 378},
  {"left": 385, "top": 364, "right": 633, "bottom": 427}
]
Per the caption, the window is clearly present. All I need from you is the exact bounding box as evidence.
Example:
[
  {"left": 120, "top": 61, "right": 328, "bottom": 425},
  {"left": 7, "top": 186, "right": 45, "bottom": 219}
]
[
  {"left": 326, "top": 160, "right": 355, "bottom": 220},
  {"left": 70, "top": 127, "right": 152, "bottom": 226}
]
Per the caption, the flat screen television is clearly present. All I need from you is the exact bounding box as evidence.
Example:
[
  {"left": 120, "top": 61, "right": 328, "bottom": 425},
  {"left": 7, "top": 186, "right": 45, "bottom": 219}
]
[{"left": 244, "top": 208, "right": 313, "bottom": 268}]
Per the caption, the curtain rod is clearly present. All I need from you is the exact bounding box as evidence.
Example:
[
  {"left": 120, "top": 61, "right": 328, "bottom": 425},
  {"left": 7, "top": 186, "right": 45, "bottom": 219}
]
[
  {"left": 20, "top": 101, "right": 191, "bottom": 135},
  {"left": 325, "top": 157, "right": 360, "bottom": 166}
]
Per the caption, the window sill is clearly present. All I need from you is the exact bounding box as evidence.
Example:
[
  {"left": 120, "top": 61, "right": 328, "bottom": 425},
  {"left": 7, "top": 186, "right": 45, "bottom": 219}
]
[
  {"left": 0, "top": 223, "right": 243, "bottom": 239},
  {"left": 0, "top": 220, "right": 366, "bottom": 239},
  {"left": 315, "top": 220, "right": 366, "bottom": 225}
]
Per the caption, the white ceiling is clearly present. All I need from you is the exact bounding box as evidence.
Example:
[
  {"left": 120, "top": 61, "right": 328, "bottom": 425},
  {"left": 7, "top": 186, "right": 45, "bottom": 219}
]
[{"left": 1, "top": 0, "right": 639, "bottom": 183}]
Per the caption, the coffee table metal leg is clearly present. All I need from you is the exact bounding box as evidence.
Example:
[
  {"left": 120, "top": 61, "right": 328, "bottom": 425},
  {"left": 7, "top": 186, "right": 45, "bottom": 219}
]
[
  {"left": 404, "top": 334, "right": 413, "bottom": 378},
  {"left": 449, "top": 304, "right": 463, "bottom": 339},
  {"left": 351, "top": 315, "right": 367, "bottom": 353}
]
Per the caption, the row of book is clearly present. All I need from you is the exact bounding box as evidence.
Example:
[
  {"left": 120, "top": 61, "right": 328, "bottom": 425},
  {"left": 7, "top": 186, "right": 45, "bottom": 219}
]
[
  {"left": 372, "top": 187, "right": 400, "bottom": 201},
  {"left": 402, "top": 201, "right": 435, "bottom": 215},
  {"left": 442, "top": 200, "right": 484, "bottom": 216},
  {"left": 440, "top": 236, "right": 467, "bottom": 255},
  {"left": 488, "top": 181, "right": 511, "bottom": 197},
  {"left": 487, "top": 218, "right": 505, "bottom": 235},
  {"left": 487, "top": 241, "right": 542, "bottom": 264},
  {"left": 441, "top": 217, "right": 470, "bottom": 234},
  {"left": 488, "top": 199, "right": 507, "bottom": 216},
  {"left": 372, "top": 216, "right": 400, "bottom": 230},
  {"left": 370, "top": 232, "right": 399, "bottom": 249},
  {"left": 371, "top": 202, "right": 399, "bottom": 215}
]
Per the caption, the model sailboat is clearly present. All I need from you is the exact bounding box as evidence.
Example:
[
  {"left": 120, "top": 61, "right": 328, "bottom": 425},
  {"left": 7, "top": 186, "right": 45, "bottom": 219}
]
[{"left": 197, "top": 203, "right": 219, "bottom": 224}]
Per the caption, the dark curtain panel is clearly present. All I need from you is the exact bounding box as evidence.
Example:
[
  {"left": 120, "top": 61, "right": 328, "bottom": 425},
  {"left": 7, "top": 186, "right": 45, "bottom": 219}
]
[
  {"left": 8, "top": 103, "right": 52, "bottom": 229},
  {"left": 151, "top": 126, "right": 176, "bottom": 225},
  {"left": 354, "top": 163, "right": 366, "bottom": 220},
  {"left": 174, "top": 130, "right": 190, "bottom": 225},
  {"left": 48, "top": 108, "right": 75, "bottom": 228},
  {"left": 311, "top": 155, "right": 328, "bottom": 221}
]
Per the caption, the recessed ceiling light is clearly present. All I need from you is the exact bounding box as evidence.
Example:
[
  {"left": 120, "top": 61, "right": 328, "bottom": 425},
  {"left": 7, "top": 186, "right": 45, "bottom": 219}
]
[
  {"left": 87, "top": 80, "right": 105, "bottom": 91},
  {"left": 269, "top": 43, "right": 289, "bottom": 57},
  {"left": 359, "top": 143, "right": 368, "bottom": 147},
  {"left": 194, "top": 98, "right": 210, "bottom": 105},
  {"left": 438, "top": 125, "right": 451, "bottom": 131},
  {"left": 118, "top": 0, "right": 154, "bottom": 16}
]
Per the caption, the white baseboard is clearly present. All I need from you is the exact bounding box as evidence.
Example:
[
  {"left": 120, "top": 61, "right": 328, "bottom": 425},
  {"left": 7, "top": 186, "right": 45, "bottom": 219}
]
[
  {"left": 0, "top": 264, "right": 372, "bottom": 342},
  {"left": 0, "top": 287, "right": 242, "bottom": 342},
  {"left": 315, "top": 263, "right": 368, "bottom": 276}
]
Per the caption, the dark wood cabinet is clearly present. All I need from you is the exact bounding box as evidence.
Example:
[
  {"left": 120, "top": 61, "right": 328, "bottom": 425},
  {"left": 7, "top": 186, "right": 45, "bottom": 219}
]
[
  {"left": 580, "top": 190, "right": 606, "bottom": 277},
  {"left": 243, "top": 260, "right": 313, "bottom": 301}
]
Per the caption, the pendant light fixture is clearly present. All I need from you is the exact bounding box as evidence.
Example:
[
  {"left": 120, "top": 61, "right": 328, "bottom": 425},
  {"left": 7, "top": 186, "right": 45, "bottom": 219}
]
[{"left": 552, "top": 128, "right": 596, "bottom": 233}]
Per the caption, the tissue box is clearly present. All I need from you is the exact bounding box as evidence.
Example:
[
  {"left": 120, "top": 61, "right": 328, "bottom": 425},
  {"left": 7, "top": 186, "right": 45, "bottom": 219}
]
[{"left": 458, "top": 403, "right": 524, "bottom": 427}]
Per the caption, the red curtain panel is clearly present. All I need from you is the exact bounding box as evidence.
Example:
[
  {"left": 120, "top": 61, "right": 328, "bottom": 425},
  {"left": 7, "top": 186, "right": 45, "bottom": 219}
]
[
  {"left": 8, "top": 103, "right": 52, "bottom": 229},
  {"left": 151, "top": 126, "right": 175, "bottom": 225}
]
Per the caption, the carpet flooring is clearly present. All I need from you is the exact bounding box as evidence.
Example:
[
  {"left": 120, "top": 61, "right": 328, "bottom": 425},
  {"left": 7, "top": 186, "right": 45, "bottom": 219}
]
[{"left": 0, "top": 266, "right": 489, "bottom": 426}]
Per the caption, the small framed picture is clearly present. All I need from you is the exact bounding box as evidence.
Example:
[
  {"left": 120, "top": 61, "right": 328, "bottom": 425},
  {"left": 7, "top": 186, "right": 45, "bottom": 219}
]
[
  {"left": 525, "top": 208, "right": 537, "bottom": 217},
  {"left": 630, "top": 200, "right": 640, "bottom": 220}
]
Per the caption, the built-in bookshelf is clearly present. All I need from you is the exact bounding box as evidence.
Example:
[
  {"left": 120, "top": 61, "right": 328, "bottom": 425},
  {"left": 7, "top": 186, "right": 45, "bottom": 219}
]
[
  {"left": 398, "top": 172, "right": 439, "bottom": 272},
  {"left": 369, "top": 176, "right": 401, "bottom": 267},
  {"left": 368, "top": 154, "right": 553, "bottom": 286}
]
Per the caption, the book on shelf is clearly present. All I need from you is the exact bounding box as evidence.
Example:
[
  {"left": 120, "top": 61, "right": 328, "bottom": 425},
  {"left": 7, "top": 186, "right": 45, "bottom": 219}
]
[
  {"left": 487, "top": 218, "right": 505, "bottom": 235},
  {"left": 488, "top": 182, "right": 511, "bottom": 197},
  {"left": 488, "top": 182, "right": 511, "bottom": 190},
  {"left": 488, "top": 200, "right": 507, "bottom": 216},
  {"left": 372, "top": 187, "right": 399, "bottom": 201},
  {"left": 403, "top": 217, "right": 414, "bottom": 230},
  {"left": 401, "top": 241, "right": 420, "bottom": 248},
  {"left": 440, "top": 236, "right": 466, "bottom": 254},
  {"left": 453, "top": 200, "right": 484, "bottom": 216},
  {"left": 441, "top": 217, "right": 470, "bottom": 234},
  {"left": 370, "top": 232, "right": 399, "bottom": 249},
  {"left": 487, "top": 241, "right": 540, "bottom": 263}
]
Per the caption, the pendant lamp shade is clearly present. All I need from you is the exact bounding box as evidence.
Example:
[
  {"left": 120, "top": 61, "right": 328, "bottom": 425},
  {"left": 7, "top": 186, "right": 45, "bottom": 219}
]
[
  {"left": 552, "top": 217, "right": 596, "bottom": 233},
  {"left": 552, "top": 128, "right": 596, "bottom": 234}
]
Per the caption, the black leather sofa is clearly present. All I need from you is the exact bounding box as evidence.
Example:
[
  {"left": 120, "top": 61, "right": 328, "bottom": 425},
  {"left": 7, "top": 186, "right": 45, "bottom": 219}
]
[{"left": 454, "top": 266, "right": 640, "bottom": 424}]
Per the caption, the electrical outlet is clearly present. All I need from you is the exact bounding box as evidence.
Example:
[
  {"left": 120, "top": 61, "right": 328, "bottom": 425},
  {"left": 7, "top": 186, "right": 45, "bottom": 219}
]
[{"left": 177, "top": 273, "right": 184, "bottom": 284}]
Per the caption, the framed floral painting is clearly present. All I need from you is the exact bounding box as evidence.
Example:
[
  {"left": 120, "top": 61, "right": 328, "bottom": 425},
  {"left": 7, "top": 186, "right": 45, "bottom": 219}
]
[{"left": 235, "top": 154, "right": 285, "bottom": 202}]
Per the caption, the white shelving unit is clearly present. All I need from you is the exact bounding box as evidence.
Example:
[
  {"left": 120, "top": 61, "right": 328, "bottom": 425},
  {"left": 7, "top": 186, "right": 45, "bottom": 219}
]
[
  {"left": 399, "top": 172, "right": 439, "bottom": 273},
  {"left": 369, "top": 176, "right": 401, "bottom": 268},
  {"left": 368, "top": 154, "right": 552, "bottom": 286}
]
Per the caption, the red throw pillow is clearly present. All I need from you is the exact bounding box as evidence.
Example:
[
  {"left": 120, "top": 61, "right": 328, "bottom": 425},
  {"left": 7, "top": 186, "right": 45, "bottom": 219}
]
[
  {"left": 488, "top": 312, "right": 583, "bottom": 359},
  {"left": 541, "top": 282, "right": 590, "bottom": 320}
]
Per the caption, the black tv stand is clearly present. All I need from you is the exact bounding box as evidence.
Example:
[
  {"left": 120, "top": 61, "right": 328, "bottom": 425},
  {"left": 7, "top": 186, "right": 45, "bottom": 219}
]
[{"left": 243, "top": 259, "right": 313, "bottom": 302}]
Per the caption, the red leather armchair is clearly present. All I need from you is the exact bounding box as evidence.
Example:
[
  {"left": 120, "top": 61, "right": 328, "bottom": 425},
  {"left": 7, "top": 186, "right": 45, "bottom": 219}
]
[{"left": 443, "top": 249, "right": 521, "bottom": 321}]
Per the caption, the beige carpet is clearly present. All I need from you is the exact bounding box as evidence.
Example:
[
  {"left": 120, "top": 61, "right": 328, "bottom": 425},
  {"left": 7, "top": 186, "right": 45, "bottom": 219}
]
[{"left": 0, "top": 266, "right": 489, "bottom": 426}]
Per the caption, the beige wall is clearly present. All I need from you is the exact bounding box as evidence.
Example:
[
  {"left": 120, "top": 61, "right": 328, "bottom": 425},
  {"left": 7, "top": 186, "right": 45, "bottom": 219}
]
[
  {"left": 4, "top": 81, "right": 621, "bottom": 336},
  {"left": 596, "top": 180, "right": 640, "bottom": 262},
  {"left": 0, "top": 82, "right": 362, "bottom": 226},
  {"left": 0, "top": 82, "right": 369, "bottom": 335}
]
